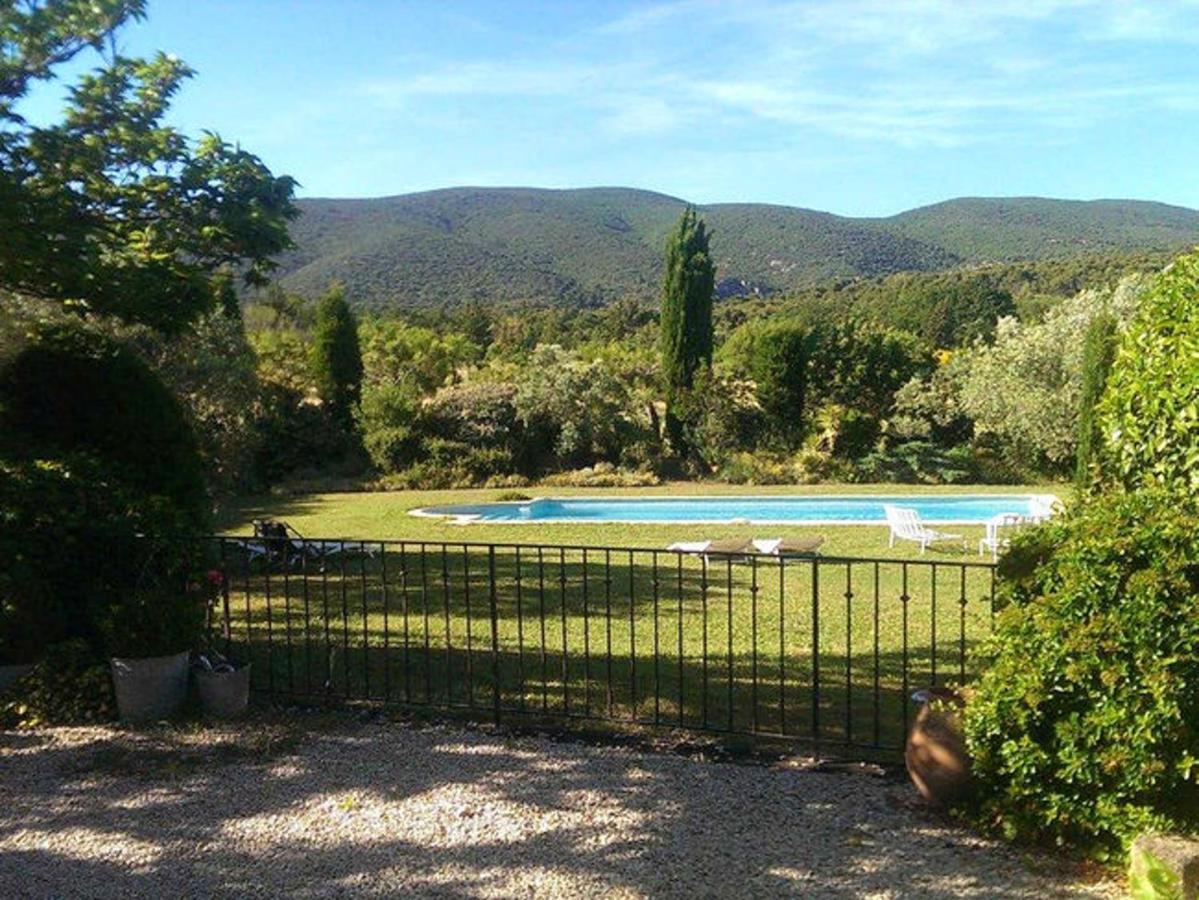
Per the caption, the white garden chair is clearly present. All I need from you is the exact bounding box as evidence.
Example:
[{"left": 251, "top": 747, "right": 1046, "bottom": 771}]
[
  {"left": 978, "top": 512, "right": 1027, "bottom": 560},
  {"left": 883, "top": 505, "right": 961, "bottom": 554}
]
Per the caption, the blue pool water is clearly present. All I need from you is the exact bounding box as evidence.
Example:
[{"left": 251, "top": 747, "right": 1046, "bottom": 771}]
[{"left": 414, "top": 494, "right": 1057, "bottom": 525}]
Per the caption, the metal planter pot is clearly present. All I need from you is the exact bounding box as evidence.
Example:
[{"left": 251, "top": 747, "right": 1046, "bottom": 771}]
[
  {"left": 194, "top": 664, "right": 251, "bottom": 719},
  {"left": 110, "top": 651, "right": 190, "bottom": 723}
]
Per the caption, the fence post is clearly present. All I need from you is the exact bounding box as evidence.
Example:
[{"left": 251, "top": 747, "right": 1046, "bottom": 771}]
[
  {"left": 219, "top": 538, "right": 232, "bottom": 654},
  {"left": 488, "top": 545, "right": 501, "bottom": 725},
  {"left": 811, "top": 558, "right": 820, "bottom": 740}
]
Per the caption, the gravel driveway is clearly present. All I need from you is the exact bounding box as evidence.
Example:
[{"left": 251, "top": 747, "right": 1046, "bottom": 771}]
[{"left": 0, "top": 716, "right": 1117, "bottom": 898}]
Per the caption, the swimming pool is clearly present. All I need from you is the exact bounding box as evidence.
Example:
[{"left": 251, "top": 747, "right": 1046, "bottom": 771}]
[{"left": 413, "top": 494, "right": 1059, "bottom": 525}]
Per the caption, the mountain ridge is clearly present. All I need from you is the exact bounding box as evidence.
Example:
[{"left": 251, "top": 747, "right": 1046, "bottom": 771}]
[{"left": 269, "top": 187, "right": 1199, "bottom": 309}]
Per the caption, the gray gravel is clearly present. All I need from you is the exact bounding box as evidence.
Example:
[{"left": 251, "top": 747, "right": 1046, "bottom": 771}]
[{"left": 0, "top": 718, "right": 1119, "bottom": 898}]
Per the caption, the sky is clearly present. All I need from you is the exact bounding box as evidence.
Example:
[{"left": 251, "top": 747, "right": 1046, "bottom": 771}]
[{"left": 18, "top": 0, "right": 1199, "bottom": 216}]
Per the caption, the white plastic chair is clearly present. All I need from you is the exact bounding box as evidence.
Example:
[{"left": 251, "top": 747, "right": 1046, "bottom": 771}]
[
  {"left": 978, "top": 512, "right": 1026, "bottom": 560},
  {"left": 883, "top": 505, "right": 961, "bottom": 554}
]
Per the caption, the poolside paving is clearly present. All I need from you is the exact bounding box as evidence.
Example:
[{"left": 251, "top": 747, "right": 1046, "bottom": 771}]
[{"left": 0, "top": 716, "right": 1119, "bottom": 898}]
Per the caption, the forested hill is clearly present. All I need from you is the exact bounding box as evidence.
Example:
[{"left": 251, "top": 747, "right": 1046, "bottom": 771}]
[{"left": 270, "top": 187, "right": 1199, "bottom": 309}]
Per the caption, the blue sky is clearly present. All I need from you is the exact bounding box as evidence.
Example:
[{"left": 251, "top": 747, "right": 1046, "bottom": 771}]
[{"left": 19, "top": 0, "right": 1199, "bottom": 216}]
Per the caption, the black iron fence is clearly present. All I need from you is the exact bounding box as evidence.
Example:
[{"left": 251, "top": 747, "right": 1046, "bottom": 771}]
[{"left": 211, "top": 535, "right": 997, "bottom": 755}]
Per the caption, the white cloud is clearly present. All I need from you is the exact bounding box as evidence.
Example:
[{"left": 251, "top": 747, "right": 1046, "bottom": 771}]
[
  {"left": 600, "top": 94, "right": 688, "bottom": 136},
  {"left": 359, "top": 62, "right": 608, "bottom": 105},
  {"left": 351, "top": 0, "right": 1199, "bottom": 150}
]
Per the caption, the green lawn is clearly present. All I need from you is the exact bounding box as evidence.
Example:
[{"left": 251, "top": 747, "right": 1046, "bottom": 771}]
[{"left": 216, "top": 483, "right": 1062, "bottom": 753}]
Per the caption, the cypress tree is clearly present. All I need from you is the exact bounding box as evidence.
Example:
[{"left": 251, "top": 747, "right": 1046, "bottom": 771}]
[
  {"left": 311, "top": 283, "right": 363, "bottom": 429},
  {"left": 1075, "top": 311, "right": 1116, "bottom": 493},
  {"left": 660, "top": 208, "right": 715, "bottom": 450}
]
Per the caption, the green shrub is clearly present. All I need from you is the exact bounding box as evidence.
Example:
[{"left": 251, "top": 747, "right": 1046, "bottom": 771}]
[
  {"left": 253, "top": 384, "right": 351, "bottom": 483},
  {"left": 805, "top": 320, "right": 935, "bottom": 419},
  {"left": 511, "top": 346, "right": 643, "bottom": 472},
  {"left": 1098, "top": 251, "right": 1199, "bottom": 498},
  {"left": 963, "top": 489, "right": 1199, "bottom": 853},
  {"left": 853, "top": 441, "right": 976, "bottom": 484},
  {"left": 424, "top": 438, "right": 513, "bottom": 482},
  {"left": 0, "top": 455, "right": 203, "bottom": 660},
  {"left": 357, "top": 383, "right": 421, "bottom": 473},
  {"left": 808, "top": 404, "right": 881, "bottom": 460},
  {"left": 672, "top": 370, "right": 763, "bottom": 474},
  {"left": 0, "top": 322, "right": 209, "bottom": 528},
  {"left": 492, "top": 490, "right": 533, "bottom": 502},
  {"left": 382, "top": 439, "right": 515, "bottom": 490},
  {"left": 483, "top": 474, "right": 532, "bottom": 490},
  {"left": 879, "top": 273, "right": 1016, "bottom": 347},
  {"left": 791, "top": 448, "right": 855, "bottom": 484},
  {"left": 424, "top": 382, "right": 520, "bottom": 446},
  {"left": 362, "top": 423, "right": 419, "bottom": 475},
  {"left": 136, "top": 309, "right": 267, "bottom": 495},
  {"left": 539, "top": 464, "right": 660, "bottom": 488},
  {"left": 721, "top": 319, "right": 810, "bottom": 447},
  {"left": 99, "top": 540, "right": 214, "bottom": 658},
  {"left": 717, "top": 451, "right": 801, "bottom": 485},
  {"left": 0, "top": 640, "right": 116, "bottom": 727},
  {"left": 618, "top": 437, "right": 669, "bottom": 476}
]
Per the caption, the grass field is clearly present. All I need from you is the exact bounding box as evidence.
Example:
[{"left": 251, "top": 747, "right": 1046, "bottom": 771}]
[{"left": 216, "top": 483, "right": 1062, "bottom": 753}]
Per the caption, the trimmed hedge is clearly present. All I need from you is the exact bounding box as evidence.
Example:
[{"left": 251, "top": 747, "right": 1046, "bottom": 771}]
[
  {"left": 963, "top": 489, "right": 1199, "bottom": 853},
  {"left": 1098, "top": 250, "right": 1199, "bottom": 498},
  {"left": 0, "top": 322, "right": 209, "bottom": 527}
]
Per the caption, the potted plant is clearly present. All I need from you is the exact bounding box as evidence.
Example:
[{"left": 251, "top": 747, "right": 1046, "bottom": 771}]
[
  {"left": 103, "top": 543, "right": 209, "bottom": 724},
  {"left": 193, "top": 648, "right": 250, "bottom": 719},
  {"left": 192, "top": 565, "right": 251, "bottom": 718}
]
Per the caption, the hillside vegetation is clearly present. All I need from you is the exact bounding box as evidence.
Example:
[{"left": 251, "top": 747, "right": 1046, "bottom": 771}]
[{"left": 270, "top": 187, "right": 1199, "bottom": 308}]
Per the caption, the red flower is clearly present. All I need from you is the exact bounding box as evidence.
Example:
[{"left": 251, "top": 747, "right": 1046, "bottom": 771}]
[{"left": 206, "top": 569, "right": 225, "bottom": 587}]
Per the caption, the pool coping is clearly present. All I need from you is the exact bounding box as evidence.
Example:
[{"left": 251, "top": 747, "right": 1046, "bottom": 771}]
[{"left": 409, "top": 492, "right": 1063, "bottom": 526}]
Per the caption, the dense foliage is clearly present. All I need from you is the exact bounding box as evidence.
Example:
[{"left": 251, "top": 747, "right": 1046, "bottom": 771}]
[
  {"left": 0, "top": 1, "right": 296, "bottom": 332},
  {"left": 896, "top": 277, "right": 1144, "bottom": 477},
  {"left": 0, "top": 322, "right": 209, "bottom": 525},
  {"left": 1098, "top": 250, "right": 1199, "bottom": 498},
  {"left": 963, "top": 490, "right": 1199, "bottom": 853},
  {"left": 0, "top": 640, "right": 115, "bottom": 727},
  {"left": 720, "top": 320, "right": 809, "bottom": 447},
  {"left": 133, "top": 309, "right": 265, "bottom": 494},
  {"left": 0, "top": 2, "right": 287, "bottom": 683},
  {"left": 217, "top": 253, "right": 1169, "bottom": 491},
  {"left": 0, "top": 453, "right": 205, "bottom": 661}
]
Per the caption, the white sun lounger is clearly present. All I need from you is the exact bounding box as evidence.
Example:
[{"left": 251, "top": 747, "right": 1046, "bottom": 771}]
[
  {"left": 883, "top": 505, "right": 961, "bottom": 554},
  {"left": 667, "top": 537, "right": 824, "bottom": 561}
]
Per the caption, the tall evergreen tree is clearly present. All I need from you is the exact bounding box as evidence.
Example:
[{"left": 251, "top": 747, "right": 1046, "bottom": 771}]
[
  {"left": 311, "top": 284, "right": 363, "bottom": 429},
  {"left": 1074, "top": 312, "right": 1117, "bottom": 492},
  {"left": 659, "top": 208, "right": 715, "bottom": 449}
]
